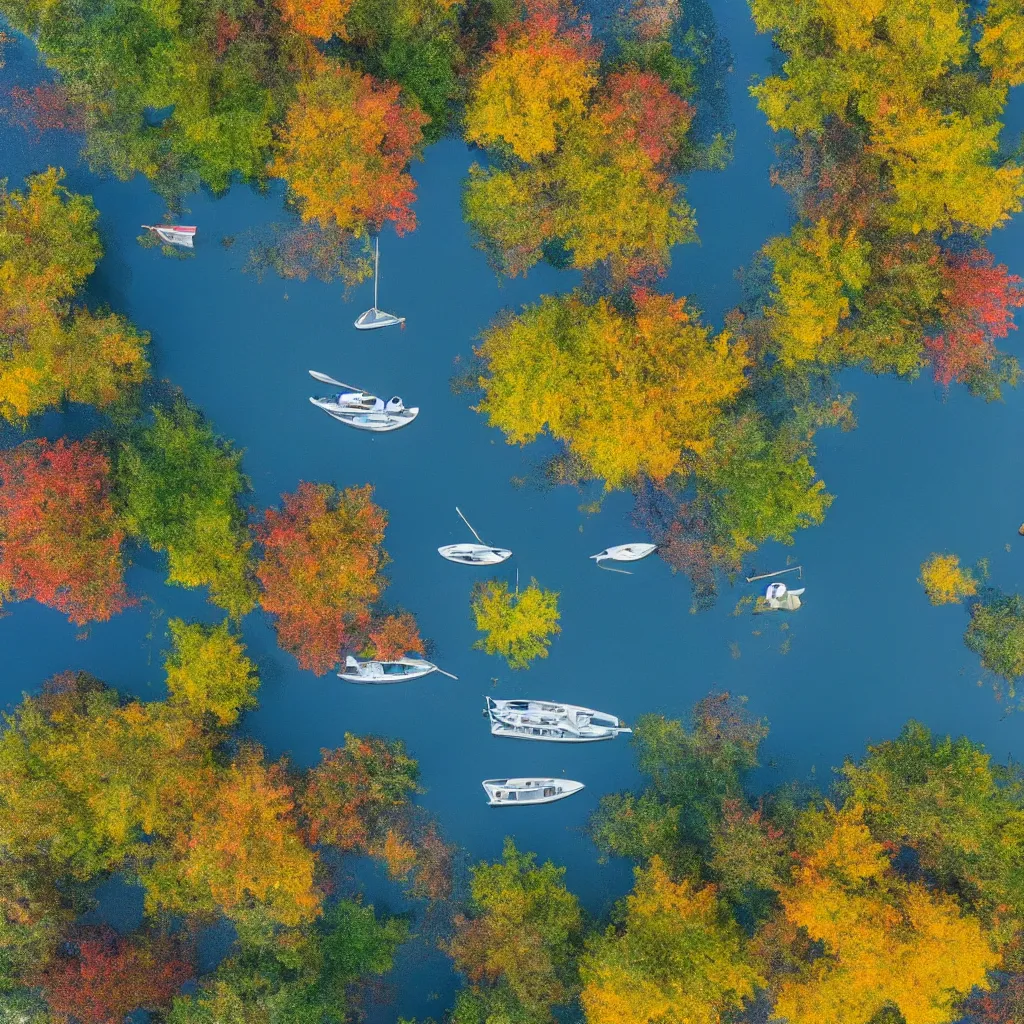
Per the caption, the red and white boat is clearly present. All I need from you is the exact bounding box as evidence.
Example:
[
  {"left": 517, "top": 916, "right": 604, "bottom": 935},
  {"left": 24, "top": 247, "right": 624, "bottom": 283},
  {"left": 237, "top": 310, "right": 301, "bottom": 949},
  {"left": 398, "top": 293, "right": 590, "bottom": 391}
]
[{"left": 142, "top": 224, "right": 197, "bottom": 248}]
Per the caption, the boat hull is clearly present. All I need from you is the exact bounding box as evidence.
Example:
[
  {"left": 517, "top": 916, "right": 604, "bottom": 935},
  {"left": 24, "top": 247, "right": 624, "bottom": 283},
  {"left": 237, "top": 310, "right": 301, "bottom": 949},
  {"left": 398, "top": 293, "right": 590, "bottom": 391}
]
[
  {"left": 354, "top": 309, "right": 405, "bottom": 330},
  {"left": 482, "top": 779, "right": 584, "bottom": 806},
  {"left": 438, "top": 543, "right": 512, "bottom": 565},
  {"left": 489, "top": 721, "right": 616, "bottom": 742},
  {"left": 486, "top": 697, "right": 630, "bottom": 742},
  {"left": 337, "top": 658, "right": 437, "bottom": 683},
  {"left": 310, "top": 397, "right": 419, "bottom": 432}
]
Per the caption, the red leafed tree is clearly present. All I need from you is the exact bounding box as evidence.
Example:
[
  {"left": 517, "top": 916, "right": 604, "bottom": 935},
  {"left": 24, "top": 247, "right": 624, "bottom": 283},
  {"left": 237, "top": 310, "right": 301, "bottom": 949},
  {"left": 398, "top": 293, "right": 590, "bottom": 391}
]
[
  {"left": 367, "top": 611, "right": 424, "bottom": 660},
  {"left": 926, "top": 248, "right": 1024, "bottom": 387},
  {"left": 254, "top": 482, "right": 388, "bottom": 674},
  {"left": 595, "top": 69, "right": 693, "bottom": 167},
  {"left": 0, "top": 439, "right": 130, "bottom": 624},
  {"left": 37, "top": 926, "right": 192, "bottom": 1024}
]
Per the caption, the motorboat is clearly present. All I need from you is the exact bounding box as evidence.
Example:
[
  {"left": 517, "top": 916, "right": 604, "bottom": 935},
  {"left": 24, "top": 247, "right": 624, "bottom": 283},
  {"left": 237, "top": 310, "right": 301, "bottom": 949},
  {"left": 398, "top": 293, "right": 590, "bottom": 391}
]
[
  {"left": 591, "top": 543, "right": 656, "bottom": 566},
  {"left": 486, "top": 697, "right": 631, "bottom": 742},
  {"left": 309, "top": 393, "right": 418, "bottom": 432},
  {"left": 337, "top": 655, "right": 456, "bottom": 683},
  {"left": 308, "top": 370, "right": 418, "bottom": 433},
  {"left": 438, "top": 507, "right": 512, "bottom": 565},
  {"left": 438, "top": 543, "right": 512, "bottom": 565},
  {"left": 482, "top": 778, "right": 584, "bottom": 806}
]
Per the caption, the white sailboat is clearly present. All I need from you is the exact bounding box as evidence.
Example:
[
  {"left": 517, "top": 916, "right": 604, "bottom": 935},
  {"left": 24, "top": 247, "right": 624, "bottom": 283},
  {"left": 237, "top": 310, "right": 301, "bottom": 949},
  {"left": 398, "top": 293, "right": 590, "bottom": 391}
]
[
  {"left": 482, "top": 778, "right": 584, "bottom": 806},
  {"left": 308, "top": 370, "right": 418, "bottom": 432},
  {"left": 354, "top": 237, "right": 405, "bottom": 330},
  {"left": 337, "top": 655, "right": 457, "bottom": 683},
  {"left": 486, "top": 697, "right": 631, "bottom": 742},
  {"left": 438, "top": 507, "right": 512, "bottom": 565},
  {"left": 590, "top": 542, "right": 657, "bottom": 574},
  {"left": 142, "top": 224, "right": 196, "bottom": 247}
]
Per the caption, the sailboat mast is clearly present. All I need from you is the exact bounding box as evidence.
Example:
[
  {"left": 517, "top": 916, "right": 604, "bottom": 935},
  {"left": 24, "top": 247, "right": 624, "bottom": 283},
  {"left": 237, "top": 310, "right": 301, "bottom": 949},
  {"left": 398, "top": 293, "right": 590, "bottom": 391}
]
[{"left": 374, "top": 237, "right": 379, "bottom": 311}]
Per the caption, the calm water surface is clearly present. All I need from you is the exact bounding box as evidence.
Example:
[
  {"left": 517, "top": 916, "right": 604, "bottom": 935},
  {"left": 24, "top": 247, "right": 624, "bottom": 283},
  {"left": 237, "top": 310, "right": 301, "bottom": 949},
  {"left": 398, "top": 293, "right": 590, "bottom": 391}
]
[{"left": 2, "top": 6, "right": 1023, "bottom": 1018}]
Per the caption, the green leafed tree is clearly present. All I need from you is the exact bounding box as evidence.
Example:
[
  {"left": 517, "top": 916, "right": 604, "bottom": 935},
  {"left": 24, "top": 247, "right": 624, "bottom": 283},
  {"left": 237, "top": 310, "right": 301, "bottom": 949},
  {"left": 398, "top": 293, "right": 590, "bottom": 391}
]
[
  {"left": 164, "top": 618, "right": 259, "bottom": 726},
  {"left": 115, "top": 401, "right": 256, "bottom": 618},
  {"left": 449, "top": 838, "right": 583, "bottom": 1021}
]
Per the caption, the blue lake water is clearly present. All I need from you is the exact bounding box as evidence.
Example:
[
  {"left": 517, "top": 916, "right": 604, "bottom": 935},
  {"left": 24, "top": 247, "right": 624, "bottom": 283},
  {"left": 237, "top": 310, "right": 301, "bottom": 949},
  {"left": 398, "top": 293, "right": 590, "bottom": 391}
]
[{"left": 2, "top": 7, "right": 1024, "bottom": 1018}]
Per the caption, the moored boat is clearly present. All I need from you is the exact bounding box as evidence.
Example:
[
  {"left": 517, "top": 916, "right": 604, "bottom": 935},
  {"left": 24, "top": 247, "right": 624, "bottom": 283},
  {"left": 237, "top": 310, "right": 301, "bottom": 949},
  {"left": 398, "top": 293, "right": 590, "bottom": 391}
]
[
  {"left": 355, "top": 237, "right": 405, "bottom": 330},
  {"left": 142, "top": 224, "right": 196, "bottom": 247},
  {"left": 438, "top": 543, "right": 512, "bottom": 565},
  {"left": 308, "top": 370, "right": 418, "bottom": 433},
  {"left": 486, "top": 697, "right": 631, "bottom": 742},
  {"left": 337, "top": 655, "right": 456, "bottom": 683},
  {"left": 438, "top": 507, "right": 511, "bottom": 565},
  {"left": 482, "top": 778, "right": 584, "bottom": 806},
  {"left": 590, "top": 542, "right": 657, "bottom": 574}
]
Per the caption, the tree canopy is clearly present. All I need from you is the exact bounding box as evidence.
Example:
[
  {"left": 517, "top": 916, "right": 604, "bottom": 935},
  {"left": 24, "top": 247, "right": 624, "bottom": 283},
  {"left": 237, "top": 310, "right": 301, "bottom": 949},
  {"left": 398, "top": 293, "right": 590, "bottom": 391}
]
[
  {"left": 115, "top": 401, "right": 256, "bottom": 619},
  {"left": 0, "top": 169, "right": 148, "bottom": 422},
  {"left": 477, "top": 291, "right": 748, "bottom": 489},
  {"left": 470, "top": 578, "right": 561, "bottom": 669}
]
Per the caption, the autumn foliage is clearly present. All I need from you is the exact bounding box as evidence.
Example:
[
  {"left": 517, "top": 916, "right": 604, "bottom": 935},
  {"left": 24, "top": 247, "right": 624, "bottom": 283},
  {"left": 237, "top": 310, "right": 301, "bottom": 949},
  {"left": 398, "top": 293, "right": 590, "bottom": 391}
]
[
  {"left": 464, "top": 0, "right": 599, "bottom": 162},
  {"left": 463, "top": 0, "right": 697, "bottom": 280},
  {"left": 271, "top": 62, "right": 428, "bottom": 237},
  {"left": 774, "top": 803, "right": 998, "bottom": 1024},
  {"left": 367, "top": 611, "right": 425, "bottom": 660},
  {"left": 0, "top": 439, "right": 129, "bottom": 625},
  {"left": 918, "top": 553, "right": 977, "bottom": 606},
  {"left": 301, "top": 733, "right": 419, "bottom": 852},
  {"left": 478, "top": 290, "right": 748, "bottom": 488},
  {"left": 278, "top": 0, "right": 353, "bottom": 40},
  {"left": 470, "top": 578, "right": 561, "bottom": 669},
  {"left": 255, "top": 482, "right": 389, "bottom": 674},
  {"left": 36, "top": 926, "right": 192, "bottom": 1024},
  {"left": 0, "top": 169, "right": 148, "bottom": 421},
  {"left": 925, "top": 249, "right": 1024, "bottom": 391},
  {"left": 151, "top": 745, "right": 321, "bottom": 927},
  {"left": 580, "top": 858, "right": 761, "bottom": 1024}
]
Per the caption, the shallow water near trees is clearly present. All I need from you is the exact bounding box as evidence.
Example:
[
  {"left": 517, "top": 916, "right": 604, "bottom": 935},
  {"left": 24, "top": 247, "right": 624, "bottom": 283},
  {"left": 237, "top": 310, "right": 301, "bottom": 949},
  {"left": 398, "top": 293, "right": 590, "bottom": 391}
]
[{"left": 1, "top": 6, "right": 1023, "bottom": 1020}]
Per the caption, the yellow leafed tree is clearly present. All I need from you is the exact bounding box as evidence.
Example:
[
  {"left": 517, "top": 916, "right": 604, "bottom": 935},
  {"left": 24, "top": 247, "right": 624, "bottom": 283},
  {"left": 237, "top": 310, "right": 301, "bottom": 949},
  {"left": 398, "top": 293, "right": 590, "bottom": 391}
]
[
  {"left": 978, "top": 0, "right": 1024, "bottom": 87},
  {"left": 581, "top": 857, "right": 762, "bottom": 1024},
  {"left": 464, "top": 2, "right": 598, "bottom": 161},
  {"left": 773, "top": 804, "right": 999, "bottom": 1024},
  {"left": 477, "top": 290, "right": 749, "bottom": 489},
  {"left": 918, "top": 554, "right": 977, "bottom": 606},
  {"left": 763, "top": 220, "right": 871, "bottom": 366}
]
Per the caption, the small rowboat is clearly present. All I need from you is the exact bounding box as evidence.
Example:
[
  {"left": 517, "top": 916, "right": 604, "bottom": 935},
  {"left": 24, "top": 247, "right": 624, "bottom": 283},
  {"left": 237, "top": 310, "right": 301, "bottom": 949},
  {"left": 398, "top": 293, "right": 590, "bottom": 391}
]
[
  {"left": 590, "top": 542, "right": 657, "bottom": 574},
  {"left": 337, "top": 655, "right": 457, "bottom": 683},
  {"left": 142, "top": 224, "right": 196, "bottom": 248},
  {"left": 486, "top": 697, "right": 631, "bottom": 742},
  {"left": 438, "top": 507, "right": 512, "bottom": 565},
  {"left": 482, "top": 778, "right": 584, "bottom": 806},
  {"left": 438, "top": 543, "right": 512, "bottom": 565},
  {"left": 308, "top": 371, "right": 418, "bottom": 433}
]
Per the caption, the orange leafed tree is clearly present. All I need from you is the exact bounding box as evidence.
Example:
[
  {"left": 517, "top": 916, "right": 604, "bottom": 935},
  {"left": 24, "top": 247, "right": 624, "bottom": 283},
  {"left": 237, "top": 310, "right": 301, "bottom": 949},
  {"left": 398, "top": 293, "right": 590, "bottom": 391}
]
[
  {"left": 301, "top": 733, "right": 419, "bottom": 852},
  {"left": 157, "top": 745, "right": 321, "bottom": 927},
  {"left": 270, "top": 62, "right": 428, "bottom": 237},
  {"left": 464, "top": 0, "right": 599, "bottom": 161},
  {"left": 254, "top": 482, "right": 388, "bottom": 674},
  {"left": 0, "top": 439, "right": 130, "bottom": 624},
  {"left": 367, "top": 611, "right": 425, "bottom": 660},
  {"left": 772, "top": 803, "right": 999, "bottom": 1024},
  {"left": 278, "top": 0, "right": 353, "bottom": 40}
]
